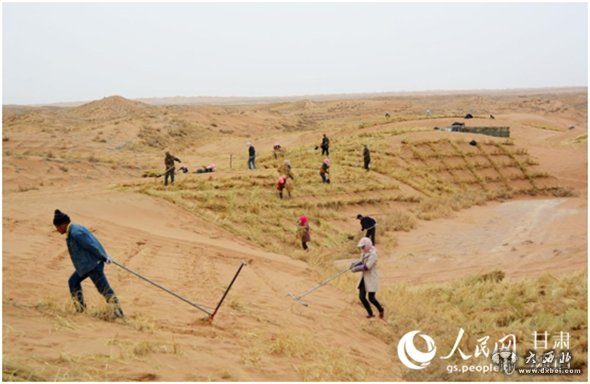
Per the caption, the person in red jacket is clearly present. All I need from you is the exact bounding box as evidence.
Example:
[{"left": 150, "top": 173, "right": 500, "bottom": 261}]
[
  {"left": 277, "top": 175, "right": 289, "bottom": 199},
  {"left": 296, "top": 215, "right": 311, "bottom": 250}
]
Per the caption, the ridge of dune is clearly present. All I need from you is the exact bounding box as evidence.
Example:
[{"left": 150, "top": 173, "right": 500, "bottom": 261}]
[{"left": 72, "top": 95, "right": 151, "bottom": 119}]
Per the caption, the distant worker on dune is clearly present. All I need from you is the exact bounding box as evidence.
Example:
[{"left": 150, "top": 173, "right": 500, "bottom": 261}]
[
  {"left": 296, "top": 215, "right": 311, "bottom": 250},
  {"left": 363, "top": 144, "right": 371, "bottom": 171},
  {"left": 351, "top": 237, "right": 384, "bottom": 319},
  {"left": 278, "top": 159, "right": 295, "bottom": 180},
  {"left": 320, "top": 158, "right": 330, "bottom": 183},
  {"left": 357, "top": 214, "right": 377, "bottom": 245},
  {"left": 196, "top": 163, "right": 216, "bottom": 174},
  {"left": 277, "top": 159, "right": 295, "bottom": 198},
  {"left": 320, "top": 134, "right": 330, "bottom": 156},
  {"left": 247, "top": 143, "right": 256, "bottom": 170},
  {"left": 53, "top": 209, "right": 124, "bottom": 318},
  {"left": 164, "top": 151, "right": 181, "bottom": 186},
  {"left": 273, "top": 143, "right": 285, "bottom": 159},
  {"left": 277, "top": 175, "right": 290, "bottom": 199}
]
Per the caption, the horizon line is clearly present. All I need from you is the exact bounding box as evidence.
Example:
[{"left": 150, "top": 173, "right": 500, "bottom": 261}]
[{"left": 4, "top": 85, "right": 587, "bottom": 108}]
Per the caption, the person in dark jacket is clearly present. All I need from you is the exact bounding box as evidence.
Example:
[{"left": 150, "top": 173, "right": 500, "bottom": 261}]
[
  {"left": 320, "top": 134, "right": 330, "bottom": 156},
  {"left": 53, "top": 209, "right": 124, "bottom": 318},
  {"left": 164, "top": 151, "right": 181, "bottom": 186},
  {"left": 363, "top": 144, "right": 371, "bottom": 171},
  {"left": 247, "top": 143, "right": 256, "bottom": 170},
  {"left": 357, "top": 214, "right": 377, "bottom": 245}
]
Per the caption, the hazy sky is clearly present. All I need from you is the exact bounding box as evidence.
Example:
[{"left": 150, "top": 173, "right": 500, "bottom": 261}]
[{"left": 2, "top": 2, "right": 588, "bottom": 105}]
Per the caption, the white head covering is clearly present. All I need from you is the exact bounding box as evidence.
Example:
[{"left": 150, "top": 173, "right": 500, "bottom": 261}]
[{"left": 357, "top": 237, "right": 373, "bottom": 249}]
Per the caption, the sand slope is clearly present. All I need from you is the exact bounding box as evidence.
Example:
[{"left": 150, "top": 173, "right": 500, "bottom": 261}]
[{"left": 3, "top": 89, "right": 587, "bottom": 381}]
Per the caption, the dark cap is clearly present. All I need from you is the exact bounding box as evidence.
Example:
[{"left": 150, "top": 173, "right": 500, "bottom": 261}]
[
  {"left": 356, "top": 214, "right": 363, "bottom": 219},
  {"left": 53, "top": 209, "right": 71, "bottom": 226}
]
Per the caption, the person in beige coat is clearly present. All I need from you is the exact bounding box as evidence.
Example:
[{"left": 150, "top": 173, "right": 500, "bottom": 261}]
[{"left": 351, "top": 237, "right": 384, "bottom": 319}]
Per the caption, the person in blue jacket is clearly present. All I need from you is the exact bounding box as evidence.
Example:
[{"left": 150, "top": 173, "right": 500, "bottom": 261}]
[{"left": 53, "top": 209, "right": 124, "bottom": 318}]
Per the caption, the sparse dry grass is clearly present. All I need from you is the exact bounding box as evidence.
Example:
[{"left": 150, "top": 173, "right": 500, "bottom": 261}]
[
  {"left": 562, "top": 134, "right": 588, "bottom": 145},
  {"left": 89, "top": 301, "right": 123, "bottom": 322},
  {"left": 240, "top": 330, "right": 370, "bottom": 381},
  {"left": 369, "top": 271, "right": 587, "bottom": 381},
  {"left": 124, "top": 313, "right": 159, "bottom": 333},
  {"left": 4, "top": 351, "right": 114, "bottom": 382},
  {"left": 108, "top": 337, "right": 182, "bottom": 359},
  {"left": 3, "top": 355, "right": 47, "bottom": 382},
  {"left": 524, "top": 121, "right": 567, "bottom": 132},
  {"left": 34, "top": 296, "right": 79, "bottom": 330},
  {"left": 295, "top": 268, "right": 586, "bottom": 381},
  {"left": 121, "top": 129, "right": 567, "bottom": 269}
]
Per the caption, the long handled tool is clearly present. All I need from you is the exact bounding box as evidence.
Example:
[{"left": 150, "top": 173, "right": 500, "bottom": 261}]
[
  {"left": 209, "top": 260, "right": 247, "bottom": 320},
  {"left": 347, "top": 224, "right": 378, "bottom": 241},
  {"left": 154, "top": 165, "right": 176, "bottom": 178},
  {"left": 288, "top": 266, "right": 352, "bottom": 307},
  {"left": 112, "top": 260, "right": 212, "bottom": 316}
]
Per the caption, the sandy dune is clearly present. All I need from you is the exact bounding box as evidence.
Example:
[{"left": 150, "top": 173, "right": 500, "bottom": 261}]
[
  {"left": 2, "top": 89, "right": 587, "bottom": 381},
  {"left": 3, "top": 182, "right": 400, "bottom": 380}
]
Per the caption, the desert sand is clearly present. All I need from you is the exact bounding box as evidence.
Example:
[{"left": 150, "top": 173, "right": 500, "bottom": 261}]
[{"left": 2, "top": 88, "right": 587, "bottom": 381}]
